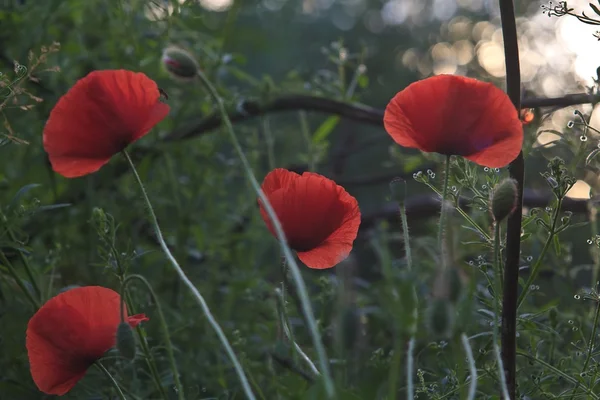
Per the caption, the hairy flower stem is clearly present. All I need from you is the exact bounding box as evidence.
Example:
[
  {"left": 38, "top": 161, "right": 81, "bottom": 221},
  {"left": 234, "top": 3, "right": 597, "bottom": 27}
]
[
  {"left": 461, "top": 333, "right": 478, "bottom": 400},
  {"left": 569, "top": 299, "right": 600, "bottom": 400},
  {"left": 195, "top": 69, "right": 336, "bottom": 398},
  {"left": 123, "top": 274, "right": 184, "bottom": 400},
  {"left": 396, "top": 203, "right": 418, "bottom": 400},
  {"left": 110, "top": 237, "right": 168, "bottom": 399},
  {"left": 516, "top": 351, "right": 600, "bottom": 400},
  {"left": 122, "top": 150, "right": 256, "bottom": 400},
  {"left": 516, "top": 198, "right": 563, "bottom": 309},
  {"left": 493, "top": 223, "right": 510, "bottom": 400},
  {"left": 95, "top": 362, "right": 127, "bottom": 400},
  {"left": 437, "top": 156, "right": 451, "bottom": 255}
]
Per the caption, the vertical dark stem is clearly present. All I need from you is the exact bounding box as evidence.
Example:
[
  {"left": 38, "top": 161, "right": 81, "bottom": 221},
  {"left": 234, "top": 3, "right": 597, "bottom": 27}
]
[{"left": 499, "top": 0, "right": 523, "bottom": 399}]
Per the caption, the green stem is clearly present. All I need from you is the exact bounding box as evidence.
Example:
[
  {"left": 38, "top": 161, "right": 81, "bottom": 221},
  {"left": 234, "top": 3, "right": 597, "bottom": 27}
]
[
  {"left": 195, "top": 69, "right": 335, "bottom": 398},
  {"left": 517, "top": 198, "right": 563, "bottom": 309},
  {"left": 590, "top": 204, "right": 600, "bottom": 289},
  {"left": 388, "top": 335, "right": 403, "bottom": 400},
  {"left": 582, "top": 300, "right": 600, "bottom": 375},
  {"left": 396, "top": 203, "right": 419, "bottom": 400},
  {"left": 127, "top": 292, "right": 168, "bottom": 399},
  {"left": 109, "top": 239, "right": 167, "bottom": 399},
  {"left": 406, "top": 338, "right": 415, "bottom": 400},
  {"left": 124, "top": 274, "right": 184, "bottom": 400},
  {"left": 275, "top": 287, "right": 319, "bottom": 377},
  {"left": 0, "top": 211, "right": 41, "bottom": 300},
  {"left": 400, "top": 205, "right": 413, "bottom": 272},
  {"left": 298, "top": 111, "right": 315, "bottom": 172},
  {"left": 437, "top": 156, "right": 452, "bottom": 256},
  {"left": 569, "top": 299, "right": 600, "bottom": 400},
  {"left": 95, "top": 362, "right": 127, "bottom": 400},
  {"left": 424, "top": 182, "right": 491, "bottom": 243},
  {"left": 0, "top": 250, "right": 38, "bottom": 309},
  {"left": 262, "top": 117, "right": 276, "bottom": 171},
  {"left": 516, "top": 351, "right": 600, "bottom": 399},
  {"left": 493, "top": 223, "right": 510, "bottom": 400},
  {"left": 461, "top": 333, "right": 478, "bottom": 400},
  {"left": 122, "top": 150, "right": 256, "bottom": 400}
]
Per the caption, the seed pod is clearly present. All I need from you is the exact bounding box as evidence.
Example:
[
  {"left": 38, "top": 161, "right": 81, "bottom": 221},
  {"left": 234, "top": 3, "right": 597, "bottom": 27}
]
[
  {"left": 491, "top": 178, "right": 518, "bottom": 223},
  {"left": 116, "top": 322, "right": 136, "bottom": 360},
  {"left": 389, "top": 177, "right": 407, "bottom": 205}
]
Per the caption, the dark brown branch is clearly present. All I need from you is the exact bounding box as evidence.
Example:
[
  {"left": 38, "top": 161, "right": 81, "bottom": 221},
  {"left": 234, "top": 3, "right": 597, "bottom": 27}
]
[
  {"left": 521, "top": 93, "right": 599, "bottom": 109},
  {"left": 162, "top": 93, "right": 600, "bottom": 143},
  {"left": 499, "top": 0, "right": 522, "bottom": 398},
  {"left": 164, "top": 95, "right": 385, "bottom": 141}
]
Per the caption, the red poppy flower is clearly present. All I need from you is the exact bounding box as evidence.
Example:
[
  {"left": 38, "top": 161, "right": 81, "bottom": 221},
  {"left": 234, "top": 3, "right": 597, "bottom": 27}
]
[
  {"left": 383, "top": 74, "right": 523, "bottom": 168},
  {"left": 26, "top": 286, "right": 149, "bottom": 395},
  {"left": 258, "top": 168, "right": 361, "bottom": 269},
  {"left": 43, "top": 69, "right": 170, "bottom": 178}
]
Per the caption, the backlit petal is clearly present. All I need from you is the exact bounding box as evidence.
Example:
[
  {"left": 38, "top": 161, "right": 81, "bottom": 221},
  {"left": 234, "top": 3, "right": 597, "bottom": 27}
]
[
  {"left": 43, "top": 70, "right": 170, "bottom": 178},
  {"left": 384, "top": 75, "right": 523, "bottom": 167}
]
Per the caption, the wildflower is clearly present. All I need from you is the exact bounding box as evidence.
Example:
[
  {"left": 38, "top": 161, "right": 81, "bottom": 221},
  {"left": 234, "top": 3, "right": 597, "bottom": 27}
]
[
  {"left": 26, "top": 286, "right": 148, "bottom": 395},
  {"left": 383, "top": 74, "right": 523, "bottom": 168},
  {"left": 258, "top": 168, "right": 361, "bottom": 269},
  {"left": 43, "top": 70, "right": 170, "bottom": 178}
]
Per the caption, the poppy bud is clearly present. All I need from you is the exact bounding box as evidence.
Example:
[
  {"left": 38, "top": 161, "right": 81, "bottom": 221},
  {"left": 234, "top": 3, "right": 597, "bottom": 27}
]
[
  {"left": 490, "top": 178, "right": 518, "bottom": 223},
  {"left": 433, "top": 267, "right": 463, "bottom": 304},
  {"left": 161, "top": 46, "right": 199, "bottom": 80},
  {"left": 426, "top": 298, "right": 455, "bottom": 338},
  {"left": 116, "top": 322, "right": 136, "bottom": 360},
  {"left": 389, "top": 177, "right": 407, "bottom": 205}
]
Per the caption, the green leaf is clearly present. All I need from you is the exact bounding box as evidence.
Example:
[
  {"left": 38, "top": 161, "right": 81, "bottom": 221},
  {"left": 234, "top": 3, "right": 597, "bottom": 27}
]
[
  {"left": 553, "top": 234, "right": 561, "bottom": 256},
  {"left": 591, "top": 3, "right": 600, "bottom": 16},
  {"left": 312, "top": 116, "right": 340, "bottom": 144},
  {"left": 358, "top": 74, "right": 369, "bottom": 89},
  {"left": 35, "top": 203, "right": 71, "bottom": 213},
  {"left": 7, "top": 183, "right": 41, "bottom": 211}
]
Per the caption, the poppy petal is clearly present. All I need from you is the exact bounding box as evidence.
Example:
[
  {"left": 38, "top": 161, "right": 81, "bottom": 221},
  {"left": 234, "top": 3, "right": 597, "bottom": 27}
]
[
  {"left": 127, "top": 313, "right": 149, "bottom": 327},
  {"left": 383, "top": 75, "right": 523, "bottom": 167},
  {"left": 26, "top": 286, "right": 127, "bottom": 395},
  {"left": 260, "top": 168, "right": 299, "bottom": 196},
  {"left": 259, "top": 169, "right": 361, "bottom": 269},
  {"left": 43, "top": 70, "right": 170, "bottom": 178}
]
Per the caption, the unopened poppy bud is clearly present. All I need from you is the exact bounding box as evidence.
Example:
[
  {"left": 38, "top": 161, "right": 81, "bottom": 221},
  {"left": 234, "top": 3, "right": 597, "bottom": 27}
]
[
  {"left": 389, "top": 177, "right": 407, "bottom": 205},
  {"left": 426, "top": 298, "right": 455, "bottom": 338},
  {"left": 490, "top": 178, "right": 518, "bottom": 223},
  {"left": 161, "top": 46, "right": 199, "bottom": 80},
  {"left": 116, "top": 322, "right": 136, "bottom": 360},
  {"left": 433, "top": 267, "right": 463, "bottom": 303}
]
